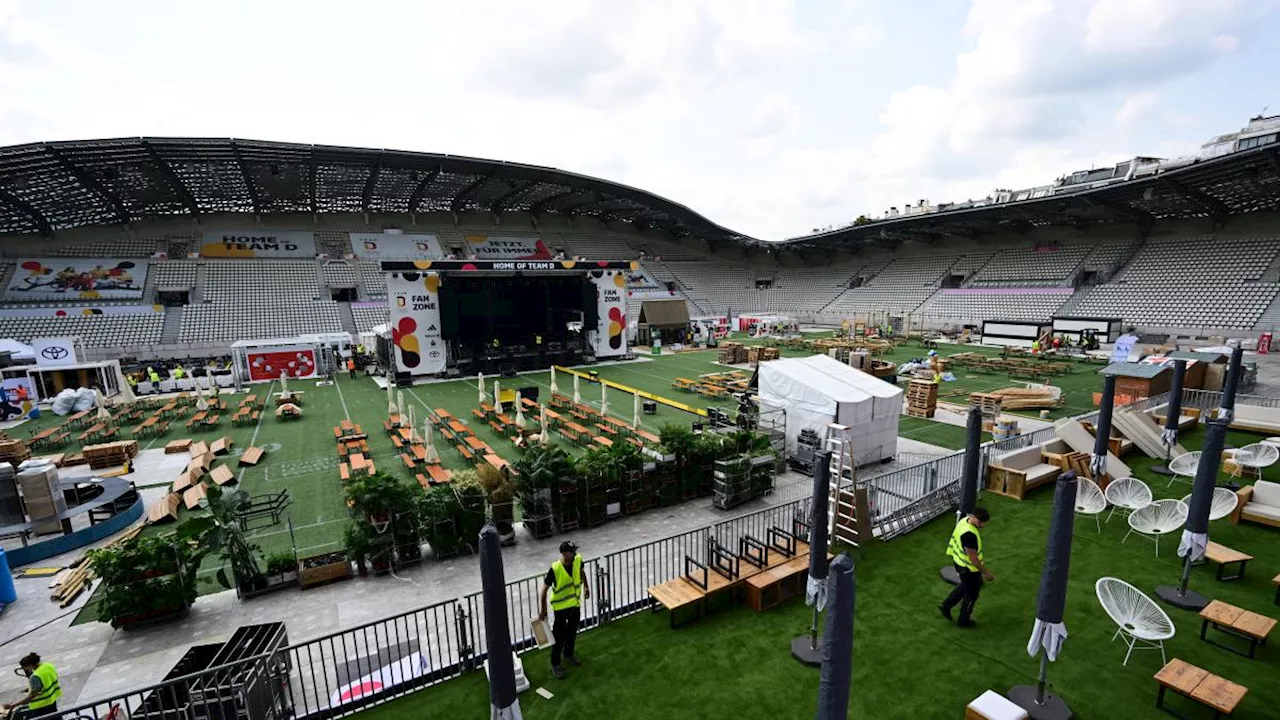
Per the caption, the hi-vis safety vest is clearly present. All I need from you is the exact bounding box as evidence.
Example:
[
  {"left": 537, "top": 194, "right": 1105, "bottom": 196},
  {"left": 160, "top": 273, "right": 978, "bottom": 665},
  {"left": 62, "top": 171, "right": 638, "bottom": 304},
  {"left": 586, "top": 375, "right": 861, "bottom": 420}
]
[
  {"left": 946, "top": 518, "right": 983, "bottom": 571},
  {"left": 549, "top": 555, "right": 584, "bottom": 612},
  {"left": 28, "top": 663, "right": 61, "bottom": 710}
]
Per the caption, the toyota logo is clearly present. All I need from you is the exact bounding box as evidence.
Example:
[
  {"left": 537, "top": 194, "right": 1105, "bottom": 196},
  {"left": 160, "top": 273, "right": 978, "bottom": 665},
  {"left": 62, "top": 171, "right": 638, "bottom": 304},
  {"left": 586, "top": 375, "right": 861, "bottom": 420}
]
[{"left": 40, "top": 346, "right": 69, "bottom": 360}]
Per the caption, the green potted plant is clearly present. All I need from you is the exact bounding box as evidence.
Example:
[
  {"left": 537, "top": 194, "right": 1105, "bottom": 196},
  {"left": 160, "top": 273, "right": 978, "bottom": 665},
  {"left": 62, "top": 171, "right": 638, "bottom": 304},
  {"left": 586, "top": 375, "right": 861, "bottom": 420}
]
[
  {"left": 344, "top": 472, "right": 416, "bottom": 573},
  {"left": 477, "top": 463, "right": 518, "bottom": 544},
  {"left": 513, "top": 444, "right": 571, "bottom": 538},
  {"left": 86, "top": 533, "right": 203, "bottom": 628},
  {"left": 452, "top": 469, "right": 488, "bottom": 551},
  {"left": 418, "top": 485, "right": 463, "bottom": 559},
  {"left": 265, "top": 552, "right": 298, "bottom": 586},
  {"left": 177, "top": 485, "right": 266, "bottom": 597}
]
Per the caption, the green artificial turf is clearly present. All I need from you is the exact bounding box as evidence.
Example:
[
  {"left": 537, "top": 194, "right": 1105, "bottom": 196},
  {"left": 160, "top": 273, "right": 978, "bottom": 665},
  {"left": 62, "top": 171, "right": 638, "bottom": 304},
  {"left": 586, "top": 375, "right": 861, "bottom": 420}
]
[{"left": 355, "top": 424, "right": 1280, "bottom": 720}]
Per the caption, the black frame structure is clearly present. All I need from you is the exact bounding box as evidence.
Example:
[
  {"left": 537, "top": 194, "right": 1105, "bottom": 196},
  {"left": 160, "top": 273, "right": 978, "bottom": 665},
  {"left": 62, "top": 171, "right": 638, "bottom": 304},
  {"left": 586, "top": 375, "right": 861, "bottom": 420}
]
[{"left": 4, "top": 138, "right": 1280, "bottom": 254}]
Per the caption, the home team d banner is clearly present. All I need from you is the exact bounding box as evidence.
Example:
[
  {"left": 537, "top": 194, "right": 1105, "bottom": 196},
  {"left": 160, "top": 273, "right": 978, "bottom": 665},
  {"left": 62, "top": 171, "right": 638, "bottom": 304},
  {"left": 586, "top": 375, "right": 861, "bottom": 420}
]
[
  {"left": 349, "top": 233, "right": 443, "bottom": 260},
  {"left": 200, "top": 231, "right": 317, "bottom": 258},
  {"left": 463, "top": 235, "right": 554, "bottom": 260},
  {"left": 246, "top": 346, "right": 318, "bottom": 382},
  {"left": 388, "top": 272, "right": 446, "bottom": 375},
  {"left": 591, "top": 269, "right": 628, "bottom": 359},
  {"left": 6, "top": 259, "right": 148, "bottom": 299}
]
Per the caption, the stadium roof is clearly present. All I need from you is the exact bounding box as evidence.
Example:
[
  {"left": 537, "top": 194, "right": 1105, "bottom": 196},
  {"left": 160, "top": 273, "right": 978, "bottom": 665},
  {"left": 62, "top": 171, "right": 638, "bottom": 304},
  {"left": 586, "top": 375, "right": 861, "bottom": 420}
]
[
  {"left": 1, "top": 137, "right": 1278, "bottom": 251},
  {"left": 0, "top": 137, "right": 755, "bottom": 243},
  {"left": 784, "top": 144, "right": 1280, "bottom": 251}
]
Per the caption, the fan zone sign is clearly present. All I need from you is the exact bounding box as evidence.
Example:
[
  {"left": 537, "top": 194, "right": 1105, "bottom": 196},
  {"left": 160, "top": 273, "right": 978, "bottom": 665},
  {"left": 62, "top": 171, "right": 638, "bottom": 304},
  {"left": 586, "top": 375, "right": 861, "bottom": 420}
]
[
  {"left": 388, "top": 272, "right": 445, "bottom": 375},
  {"left": 590, "top": 270, "right": 628, "bottom": 359},
  {"left": 201, "top": 231, "right": 316, "bottom": 258}
]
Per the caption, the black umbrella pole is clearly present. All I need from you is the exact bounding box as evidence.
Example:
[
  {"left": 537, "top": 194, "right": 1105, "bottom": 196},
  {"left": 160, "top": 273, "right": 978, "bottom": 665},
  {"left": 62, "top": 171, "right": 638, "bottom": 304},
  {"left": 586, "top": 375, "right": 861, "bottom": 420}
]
[
  {"left": 809, "top": 605, "right": 820, "bottom": 651},
  {"left": 1036, "top": 654, "right": 1049, "bottom": 706},
  {"left": 1178, "top": 554, "right": 1193, "bottom": 597}
]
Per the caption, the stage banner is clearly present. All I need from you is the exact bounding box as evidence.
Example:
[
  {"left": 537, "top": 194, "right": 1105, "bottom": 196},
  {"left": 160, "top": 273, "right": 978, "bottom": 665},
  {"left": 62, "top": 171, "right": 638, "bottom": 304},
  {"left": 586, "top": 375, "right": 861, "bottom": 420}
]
[
  {"left": 388, "top": 272, "right": 446, "bottom": 375},
  {"left": 0, "top": 305, "right": 163, "bottom": 318},
  {"left": 6, "top": 259, "right": 148, "bottom": 299},
  {"left": 591, "top": 270, "right": 628, "bottom": 358},
  {"left": 200, "top": 231, "right": 316, "bottom": 258},
  {"left": 349, "top": 233, "right": 443, "bottom": 260},
  {"left": 246, "top": 346, "right": 318, "bottom": 382},
  {"left": 463, "top": 234, "right": 554, "bottom": 260}
]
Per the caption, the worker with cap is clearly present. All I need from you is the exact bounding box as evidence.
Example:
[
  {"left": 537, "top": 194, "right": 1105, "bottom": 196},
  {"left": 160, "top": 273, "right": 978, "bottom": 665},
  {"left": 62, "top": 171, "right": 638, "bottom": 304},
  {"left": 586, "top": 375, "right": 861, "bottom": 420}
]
[
  {"left": 939, "top": 506, "right": 993, "bottom": 628},
  {"left": 539, "top": 540, "right": 590, "bottom": 679},
  {"left": 4, "top": 653, "right": 60, "bottom": 719}
]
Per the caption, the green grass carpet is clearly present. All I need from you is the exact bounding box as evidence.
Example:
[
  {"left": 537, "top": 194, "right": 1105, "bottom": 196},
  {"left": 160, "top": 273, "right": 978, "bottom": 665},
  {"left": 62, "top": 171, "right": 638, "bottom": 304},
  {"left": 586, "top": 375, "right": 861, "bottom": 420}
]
[{"left": 355, "top": 425, "right": 1280, "bottom": 720}]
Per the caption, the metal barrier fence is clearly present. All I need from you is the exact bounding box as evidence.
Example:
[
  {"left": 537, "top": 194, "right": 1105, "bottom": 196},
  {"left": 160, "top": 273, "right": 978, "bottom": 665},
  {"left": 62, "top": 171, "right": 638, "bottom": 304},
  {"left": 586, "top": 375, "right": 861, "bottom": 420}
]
[{"left": 53, "top": 496, "right": 812, "bottom": 720}]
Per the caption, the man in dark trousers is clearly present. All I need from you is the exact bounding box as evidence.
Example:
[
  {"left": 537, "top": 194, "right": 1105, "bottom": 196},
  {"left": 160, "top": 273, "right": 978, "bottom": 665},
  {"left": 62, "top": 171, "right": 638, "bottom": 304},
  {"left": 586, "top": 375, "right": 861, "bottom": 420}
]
[
  {"left": 4, "top": 653, "right": 61, "bottom": 719},
  {"left": 939, "top": 506, "right": 993, "bottom": 628},
  {"left": 538, "top": 540, "right": 590, "bottom": 679}
]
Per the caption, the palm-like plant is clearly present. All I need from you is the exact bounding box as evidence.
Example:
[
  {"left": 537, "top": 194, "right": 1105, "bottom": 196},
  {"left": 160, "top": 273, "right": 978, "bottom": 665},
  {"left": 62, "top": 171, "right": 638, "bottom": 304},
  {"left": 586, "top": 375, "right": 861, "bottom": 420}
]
[{"left": 178, "top": 485, "right": 265, "bottom": 592}]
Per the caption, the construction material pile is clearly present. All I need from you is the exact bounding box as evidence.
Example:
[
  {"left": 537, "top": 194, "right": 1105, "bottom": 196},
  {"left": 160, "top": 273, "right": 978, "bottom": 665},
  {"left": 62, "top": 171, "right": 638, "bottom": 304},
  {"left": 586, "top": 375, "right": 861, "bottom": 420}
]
[{"left": 982, "top": 386, "right": 1064, "bottom": 410}]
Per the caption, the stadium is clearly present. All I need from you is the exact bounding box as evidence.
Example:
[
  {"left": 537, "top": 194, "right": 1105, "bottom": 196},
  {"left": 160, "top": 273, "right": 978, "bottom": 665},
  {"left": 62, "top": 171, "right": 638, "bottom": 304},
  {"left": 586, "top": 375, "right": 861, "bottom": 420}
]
[{"left": 1, "top": 111, "right": 1279, "bottom": 720}]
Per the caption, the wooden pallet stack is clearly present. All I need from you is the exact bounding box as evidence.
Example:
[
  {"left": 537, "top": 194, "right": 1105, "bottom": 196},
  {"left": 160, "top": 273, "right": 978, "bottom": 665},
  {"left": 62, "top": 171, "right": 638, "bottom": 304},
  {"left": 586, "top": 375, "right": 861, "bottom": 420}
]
[
  {"left": 718, "top": 344, "right": 746, "bottom": 364},
  {"left": 969, "top": 392, "right": 1003, "bottom": 430},
  {"left": 906, "top": 380, "right": 938, "bottom": 418},
  {"left": 0, "top": 438, "right": 31, "bottom": 466},
  {"left": 82, "top": 440, "right": 140, "bottom": 470},
  {"left": 758, "top": 347, "right": 780, "bottom": 362}
]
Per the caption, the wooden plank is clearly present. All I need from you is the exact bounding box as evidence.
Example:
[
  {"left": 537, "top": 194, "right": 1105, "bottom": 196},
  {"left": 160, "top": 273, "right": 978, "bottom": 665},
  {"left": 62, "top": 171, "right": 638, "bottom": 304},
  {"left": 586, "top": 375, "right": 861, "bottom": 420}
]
[
  {"left": 147, "top": 493, "right": 181, "bottom": 524},
  {"left": 239, "top": 446, "right": 265, "bottom": 466},
  {"left": 210, "top": 436, "right": 234, "bottom": 455},
  {"left": 189, "top": 440, "right": 210, "bottom": 457},
  {"left": 209, "top": 464, "right": 236, "bottom": 486},
  {"left": 182, "top": 482, "right": 207, "bottom": 510}
]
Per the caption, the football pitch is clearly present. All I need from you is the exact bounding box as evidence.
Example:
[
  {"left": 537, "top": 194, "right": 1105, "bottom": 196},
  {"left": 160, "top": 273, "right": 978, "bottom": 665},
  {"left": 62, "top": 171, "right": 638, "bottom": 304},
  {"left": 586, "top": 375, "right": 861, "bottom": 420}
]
[{"left": 13, "top": 336, "right": 1111, "bottom": 618}]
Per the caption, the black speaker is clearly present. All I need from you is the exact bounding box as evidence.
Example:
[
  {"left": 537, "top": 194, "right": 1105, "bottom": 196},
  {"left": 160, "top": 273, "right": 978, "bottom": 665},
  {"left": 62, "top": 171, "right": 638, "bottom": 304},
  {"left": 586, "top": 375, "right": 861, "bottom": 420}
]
[
  {"left": 582, "top": 282, "right": 598, "bottom": 330},
  {"left": 439, "top": 286, "right": 460, "bottom": 338},
  {"left": 395, "top": 371, "right": 413, "bottom": 387},
  {"left": 520, "top": 386, "right": 540, "bottom": 403}
]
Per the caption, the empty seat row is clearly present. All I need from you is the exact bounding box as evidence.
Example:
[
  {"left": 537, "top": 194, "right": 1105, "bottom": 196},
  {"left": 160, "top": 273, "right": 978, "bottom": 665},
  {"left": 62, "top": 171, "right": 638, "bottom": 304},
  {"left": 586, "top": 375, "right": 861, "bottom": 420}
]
[
  {"left": 918, "top": 290, "right": 1074, "bottom": 323},
  {"left": 0, "top": 313, "right": 165, "bottom": 348}
]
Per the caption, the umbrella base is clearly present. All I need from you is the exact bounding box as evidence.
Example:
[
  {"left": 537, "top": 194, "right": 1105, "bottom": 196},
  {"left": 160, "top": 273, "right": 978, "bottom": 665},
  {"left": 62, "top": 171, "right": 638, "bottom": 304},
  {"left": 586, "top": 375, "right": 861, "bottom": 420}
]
[
  {"left": 1149, "top": 464, "right": 1176, "bottom": 476},
  {"left": 1007, "top": 686, "right": 1073, "bottom": 720},
  {"left": 789, "top": 635, "right": 824, "bottom": 667},
  {"left": 939, "top": 566, "right": 960, "bottom": 586},
  {"left": 1155, "top": 584, "right": 1209, "bottom": 611}
]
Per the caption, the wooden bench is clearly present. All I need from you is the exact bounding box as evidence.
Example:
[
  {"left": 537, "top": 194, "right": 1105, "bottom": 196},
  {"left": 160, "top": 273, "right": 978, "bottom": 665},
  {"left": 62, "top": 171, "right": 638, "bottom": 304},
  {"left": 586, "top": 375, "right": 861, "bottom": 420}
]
[
  {"left": 457, "top": 444, "right": 475, "bottom": 462},
  {"left": 471, "top": 408, "right": 485, "bottom": 422},
  {"left": 426, "top": 464, "right": 451, "bottom": 485},
  {"left": 1205, "top": 541, "right": 1252, "bottom": 581},
  {"left": 1273, "top": 572, "right": 1280, "bottom": 606},
  {"left": 339, "top": 463, "right": 350, "bottom": 481},
  {"left": 401, "top": 453, "right": 416, "bottom": 469},
  {"left": 1154, "top": 659, "right": 1247, "bottom": 717},
  {"left": 1199, "top": 599, "right": 1276, "bottom": 659},
  {"left": 251, "top": 410, "right": 260, "bottom": 422},
  {"left": 647, "top": 542, "right": 755, "bottom": 628},
  {"left": 239, "top": 446, "right": 265, "bottom": 466}
]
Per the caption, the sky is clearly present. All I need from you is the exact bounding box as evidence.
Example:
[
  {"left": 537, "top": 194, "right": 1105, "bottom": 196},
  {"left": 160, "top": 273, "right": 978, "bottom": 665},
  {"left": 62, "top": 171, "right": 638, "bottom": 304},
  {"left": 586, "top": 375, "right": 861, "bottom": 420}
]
[{"left": 1, "top": 0, "right": 1278, "bottom": 241}]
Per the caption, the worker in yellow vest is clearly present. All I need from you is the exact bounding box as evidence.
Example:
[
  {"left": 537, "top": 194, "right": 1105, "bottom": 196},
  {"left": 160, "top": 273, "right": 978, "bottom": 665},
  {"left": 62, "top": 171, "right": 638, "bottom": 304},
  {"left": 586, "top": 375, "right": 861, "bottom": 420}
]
[
  {"left": 538, "top": 540, "right": 590, "bottom": 679},
  {"left": 5, "top": 653, "right": 61, "bottom": 719},
  {"left": 939, "top": 507, "right": 993, "bottom": 628},
  {"left": 173, "top": 366, "right": 185, "bottom": 380}
]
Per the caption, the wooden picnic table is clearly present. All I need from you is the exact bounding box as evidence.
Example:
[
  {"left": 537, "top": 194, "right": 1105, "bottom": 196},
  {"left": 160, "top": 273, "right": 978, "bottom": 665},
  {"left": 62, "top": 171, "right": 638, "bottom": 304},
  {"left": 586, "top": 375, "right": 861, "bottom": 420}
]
[
  {"left": 67, "top": 410, "right": 90, "bottom": 428},
  {"left": 594, "top": 436, "right": 614, "bottom": 448},
  {"left": 435, "top": 408, "right": 453, "bottom": 421},
  {"left": 448, "top": 420, "right": 467, "bottom": 435},
  {"left": 411, "top": 445, "right": 426, "bottom": 462},
  {"left": 340, "top": 419, "right": 354, "bottom": 433},
  {"left": 192, "top": 411, "right": 208, "bottom": 423},
  {"left": 484, "top": 454, "right": 510, "bottom": 472},
  {"left": 521, "top": 397, "right": 537, "bottom": 409},
  {"left": 565, "top": 421, "right": 589, "bottom": 437},
  {"left": 350, "top": 453, "right": 369, "bottom": 473},
  {"left": 464, "top": 436, "right": 488, "bottom": 452},
  {"left": 398, "top": 427, "right": 413, "bottom": 442}
]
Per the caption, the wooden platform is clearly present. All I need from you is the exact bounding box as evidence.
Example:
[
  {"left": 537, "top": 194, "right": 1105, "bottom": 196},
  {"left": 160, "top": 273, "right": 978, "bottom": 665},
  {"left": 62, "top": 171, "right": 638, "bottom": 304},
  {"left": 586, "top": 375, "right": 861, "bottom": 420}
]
[
  {"left": 164, "top": 438, "right": 193, "bottom": 454},
  {"left": 239, "top": 446, "right": 265, "bottom": 466},
  {"left": 209, "top": 464, "right": 236, "bottom": 486}
]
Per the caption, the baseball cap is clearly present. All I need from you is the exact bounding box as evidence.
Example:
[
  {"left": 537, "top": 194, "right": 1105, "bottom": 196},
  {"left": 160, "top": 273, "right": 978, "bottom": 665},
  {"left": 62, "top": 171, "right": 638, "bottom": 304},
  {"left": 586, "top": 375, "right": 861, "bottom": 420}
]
[{"left": 559, "top": 540, "right": 579, "bottom": 553}]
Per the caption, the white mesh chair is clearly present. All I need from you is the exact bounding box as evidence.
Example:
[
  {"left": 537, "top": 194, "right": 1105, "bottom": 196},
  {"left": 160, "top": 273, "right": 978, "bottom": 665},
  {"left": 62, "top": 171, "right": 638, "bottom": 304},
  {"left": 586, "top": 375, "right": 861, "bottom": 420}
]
[
  {"left": 1179, "top": 487, "right": 1240, "bottom": 522},
  {"left": 1075, "top": 477, "right": 1107, "bottom": 532},
  {"left": 1123, "top": 499, "right": 1188, "bottom": 557},
  {"left": 1095, "top": 577, "right": 1175, "bottom": 666},
  {"left": 1229, "top": 443, "right": 1279, "bottom": 482},
  {"left": 1166, "top": 451, "right": 1200, "bottom": 487},
  {"left": 1104, "top": 477, "right": 1152, "bottom": 524}
]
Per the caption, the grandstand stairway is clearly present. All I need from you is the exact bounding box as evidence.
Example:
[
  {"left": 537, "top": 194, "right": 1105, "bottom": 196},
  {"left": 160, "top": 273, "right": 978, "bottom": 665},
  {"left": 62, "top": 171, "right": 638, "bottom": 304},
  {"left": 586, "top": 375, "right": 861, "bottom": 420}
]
[
  {"left": 1252, "top": 291, "right": 1280, "bottom": 331},
  {"left": 339, "top": 302, "right": 358, "bottom": 336},
  {"left": 161, "top": 306, "right": 184, "bottom": 344}
]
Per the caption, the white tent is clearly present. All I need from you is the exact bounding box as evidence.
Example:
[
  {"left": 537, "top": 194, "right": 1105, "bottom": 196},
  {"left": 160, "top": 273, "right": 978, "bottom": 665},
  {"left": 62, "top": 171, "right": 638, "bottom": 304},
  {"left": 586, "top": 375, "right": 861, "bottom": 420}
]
[
  {"left": 0, "top": 339, "right": 35, "bottom": 362},
  {"left": 757, "top": 354, "right": 903, "bottom": 466}
]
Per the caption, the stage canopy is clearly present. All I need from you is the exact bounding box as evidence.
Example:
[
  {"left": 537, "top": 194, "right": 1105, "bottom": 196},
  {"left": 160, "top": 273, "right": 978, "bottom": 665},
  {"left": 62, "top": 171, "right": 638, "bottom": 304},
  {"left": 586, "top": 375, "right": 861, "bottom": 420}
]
[
  {"left": 757, "top": 354, "right": 902, "bottom": 466},
  {"left": 638, "top": 300, "right": 690, "bottom": 329}
]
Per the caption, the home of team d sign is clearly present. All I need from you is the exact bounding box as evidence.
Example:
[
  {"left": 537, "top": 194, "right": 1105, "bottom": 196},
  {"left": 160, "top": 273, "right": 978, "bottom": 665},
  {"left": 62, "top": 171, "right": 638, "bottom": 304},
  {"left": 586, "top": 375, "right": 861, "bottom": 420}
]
[
  {"left": 218, "top": 235, "right": 302, "bottom": 253},
  {"left": 201, "top": 230, "right": 317, "bottom": 258}
]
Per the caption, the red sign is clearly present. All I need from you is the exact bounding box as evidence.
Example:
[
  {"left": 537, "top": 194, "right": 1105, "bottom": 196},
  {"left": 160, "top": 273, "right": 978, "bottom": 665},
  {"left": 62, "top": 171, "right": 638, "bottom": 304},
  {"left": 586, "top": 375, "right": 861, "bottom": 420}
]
[
  {"left": 246, "top": 347, "right": 317, "bottom": 382},
  {"left": 1260, "top": 332, "right": 1272, "bottom": 355}
]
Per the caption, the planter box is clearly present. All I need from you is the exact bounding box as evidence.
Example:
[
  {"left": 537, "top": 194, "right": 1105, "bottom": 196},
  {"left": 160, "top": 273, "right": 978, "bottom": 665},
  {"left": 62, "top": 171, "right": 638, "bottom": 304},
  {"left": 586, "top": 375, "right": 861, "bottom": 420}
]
[
  {"left": 239, "top": 572, "right": 300, "bottom": 599},
  {"left": 298, "top": 552, "right": 353, "bottom": 590},
  {"left": 114, "top": 605, "right": 190, "bottom": 630}
]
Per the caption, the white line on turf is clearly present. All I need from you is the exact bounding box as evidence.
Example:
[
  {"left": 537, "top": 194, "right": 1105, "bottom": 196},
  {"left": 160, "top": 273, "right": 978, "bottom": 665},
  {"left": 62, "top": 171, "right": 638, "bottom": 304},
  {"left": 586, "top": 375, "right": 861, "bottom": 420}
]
[
  {"left": 333, "top": 375, "right": 351, "bottom": 419},
  {"left": 236, "top": 379, "right": 274, "bottom": 482}
]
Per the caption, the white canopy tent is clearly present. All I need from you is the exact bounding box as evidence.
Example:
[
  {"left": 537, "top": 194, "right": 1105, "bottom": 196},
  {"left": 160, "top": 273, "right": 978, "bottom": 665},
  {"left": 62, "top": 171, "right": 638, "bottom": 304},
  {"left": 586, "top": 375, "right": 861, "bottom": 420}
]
[
  {"left": 0, "top": 339, "right": 35, "bottom": 363},
  {"left": 757, "top": 354, "right": 902, "bottom": 466}
]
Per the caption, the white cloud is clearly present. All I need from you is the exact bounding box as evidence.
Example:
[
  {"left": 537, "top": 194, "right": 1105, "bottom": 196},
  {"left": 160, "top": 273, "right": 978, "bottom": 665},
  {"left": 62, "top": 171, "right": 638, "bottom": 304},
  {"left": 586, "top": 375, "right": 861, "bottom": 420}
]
[{"left": 1116, "top": 91, "right": 1160, "bottom": 125}]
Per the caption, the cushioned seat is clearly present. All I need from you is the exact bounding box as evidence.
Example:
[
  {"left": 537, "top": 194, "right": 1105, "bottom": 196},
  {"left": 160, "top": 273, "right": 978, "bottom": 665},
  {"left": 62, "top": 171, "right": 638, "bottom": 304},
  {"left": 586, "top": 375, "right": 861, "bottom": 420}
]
[{"left": 966, "top": 690, "right": 1029, "bottom": 720}]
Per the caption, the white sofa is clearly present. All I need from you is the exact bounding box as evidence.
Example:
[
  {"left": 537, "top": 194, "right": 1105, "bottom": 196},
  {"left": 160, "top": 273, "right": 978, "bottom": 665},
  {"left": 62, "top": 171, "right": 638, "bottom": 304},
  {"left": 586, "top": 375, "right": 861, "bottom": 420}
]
[{"left": 1232, "top": 479, "right": 1280, "bottom": 528}]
